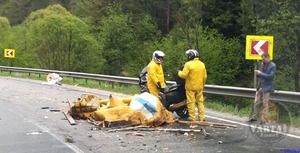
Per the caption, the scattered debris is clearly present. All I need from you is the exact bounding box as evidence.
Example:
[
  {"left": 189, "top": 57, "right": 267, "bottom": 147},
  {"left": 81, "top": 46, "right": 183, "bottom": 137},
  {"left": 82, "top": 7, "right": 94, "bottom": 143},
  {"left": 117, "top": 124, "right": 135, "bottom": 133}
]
[
  {"left": 107, "top": 126, "right": 205, "bottom": 133},
  {"left": 125, "top": 132, "right": 145, "bottom": 136},
  {"left": 63, "top": 111, "right": 76, "bottom": 125},
  {"left": 63, "top": 93, "right": 237, "bottom": 138},
  {"left": 177, "top": 120, "right": 237, "bottom": 129},
  {"left": 46, "top": 73, "right": 63, "bottom": 85},
  {"left": 50, "top": 109, "right": 60, "bottom": 112},
  {"left": 107, "top": 126, "right": 150, "bottom": 132},
  {"left": 27, "top": 131, "right": 43, "bottom": 135},
  {"left": 41, "top": 106, "right": 50, "bottom": 109},
  {"left": 69, "top": 93, "right": 176, "bottom": 127}
]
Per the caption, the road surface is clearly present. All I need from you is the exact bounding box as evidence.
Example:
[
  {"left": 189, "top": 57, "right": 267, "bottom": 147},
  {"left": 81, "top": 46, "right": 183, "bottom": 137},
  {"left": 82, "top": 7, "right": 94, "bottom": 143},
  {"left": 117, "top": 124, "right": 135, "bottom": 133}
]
[{"left": 0, "top": 76, "right": 300, "bottom": 153}]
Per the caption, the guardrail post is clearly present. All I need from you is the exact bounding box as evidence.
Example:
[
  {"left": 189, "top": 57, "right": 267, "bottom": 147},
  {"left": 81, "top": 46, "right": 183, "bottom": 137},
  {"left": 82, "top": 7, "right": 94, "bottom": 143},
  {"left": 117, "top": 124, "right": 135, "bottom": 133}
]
[{"left": 112, "top": 82, "right": 115, "bottom": 89}]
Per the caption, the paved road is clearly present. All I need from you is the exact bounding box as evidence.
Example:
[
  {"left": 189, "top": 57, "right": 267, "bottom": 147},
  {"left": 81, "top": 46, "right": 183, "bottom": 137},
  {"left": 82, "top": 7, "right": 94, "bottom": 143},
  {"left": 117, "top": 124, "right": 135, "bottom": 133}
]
[{"left": 0, "top": 76, "right": 300, "bottom": 153}]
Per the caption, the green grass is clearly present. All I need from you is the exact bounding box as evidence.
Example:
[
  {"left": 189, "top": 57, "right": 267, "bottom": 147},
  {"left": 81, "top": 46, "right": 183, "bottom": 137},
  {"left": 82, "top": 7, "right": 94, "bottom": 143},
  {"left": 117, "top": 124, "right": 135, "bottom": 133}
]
[
  {"left": 1, "top": 71, "right": 300, "bottom": 127},
  {"left": 291, "top": 117, "right": 300, "bottom": 127},
  {"left": 206, "top": 100, "right": 252, "bottom": 117},
  {"left": 206, "top": 99, "right": 300, "bottom": 127},
  {"left": 62, "top": 77, "right": 140, "bottom": 95}
]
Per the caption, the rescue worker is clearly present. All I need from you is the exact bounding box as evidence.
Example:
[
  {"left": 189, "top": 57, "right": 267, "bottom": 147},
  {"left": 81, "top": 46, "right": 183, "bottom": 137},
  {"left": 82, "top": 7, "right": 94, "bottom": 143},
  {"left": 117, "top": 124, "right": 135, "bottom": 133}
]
[
  {"left": 177, "top": 49, "right": 207, "bottom": 127},
  {"left": 147, "top": 50, "right": 166, "bottom": 97}
]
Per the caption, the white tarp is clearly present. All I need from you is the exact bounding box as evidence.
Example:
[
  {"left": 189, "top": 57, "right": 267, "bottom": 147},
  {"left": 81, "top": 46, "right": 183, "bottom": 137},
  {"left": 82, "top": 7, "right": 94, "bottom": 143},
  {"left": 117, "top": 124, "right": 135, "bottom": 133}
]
[
  {"left": 129, "top": 92, "right": 158, "bottom": 119},
  {"left": 46, "top": 73, "right": 63, "bottom": 85}
]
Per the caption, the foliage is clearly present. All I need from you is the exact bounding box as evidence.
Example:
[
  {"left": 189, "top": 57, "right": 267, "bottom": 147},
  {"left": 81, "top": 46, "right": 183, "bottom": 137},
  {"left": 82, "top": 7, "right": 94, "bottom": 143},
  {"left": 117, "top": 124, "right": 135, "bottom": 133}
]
[
  {"left": 0, "top": 16, "right": 11, "bottom": 51},
  {"left": 242, "top": 0, "right": 300, "bottom": 91},
  {"left": 160, "top": 25, "right": 243, "bottom": 85},
  {"left": 98, "top": 4, "right": 160, "bottom": 76},
  {"left": 0, "top": 0, "right": 299, "bottom": 92},
  {"left": 25, "top": 4, "right": 104, "bottom": 73}
]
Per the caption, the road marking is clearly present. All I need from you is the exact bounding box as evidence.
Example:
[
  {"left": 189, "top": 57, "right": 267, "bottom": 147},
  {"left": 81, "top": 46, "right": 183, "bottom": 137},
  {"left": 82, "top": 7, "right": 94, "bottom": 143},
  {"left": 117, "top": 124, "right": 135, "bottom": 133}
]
[
  {"left": 5, "top": 106, "right": 84, "bottom": 153},
  {"left": 206, "top": 115, "right": 300, "bottom": 140},
  {"left": 26, "top": 118, "right": 85, "bottom": 153}
]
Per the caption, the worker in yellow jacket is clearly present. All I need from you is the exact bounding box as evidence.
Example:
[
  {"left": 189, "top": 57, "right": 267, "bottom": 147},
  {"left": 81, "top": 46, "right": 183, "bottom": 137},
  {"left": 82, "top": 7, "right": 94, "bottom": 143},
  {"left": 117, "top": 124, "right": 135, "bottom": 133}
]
[
  {"left": 147, "top": 50, "right": 166, "bottom": 97},
  {"left": 178, "top": 49, "right": 207, "bottom": 124}
]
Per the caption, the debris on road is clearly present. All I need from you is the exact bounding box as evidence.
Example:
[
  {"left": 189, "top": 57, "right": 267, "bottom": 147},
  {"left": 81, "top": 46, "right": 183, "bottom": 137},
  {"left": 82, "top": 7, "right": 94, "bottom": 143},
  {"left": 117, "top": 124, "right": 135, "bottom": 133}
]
[
  {"left": 63, "top": 111, "right": 76, "bottom": 125},
  {"left": 45, "top": 73, "right": 63, "bottom": 85},
  {"left": 125, "top": 132, "right": 145, "bottom": 136},
  {"left": 177, "top": 120, "right": 237, "bottom": 129},
  {"left": 49, "top": 109, "right": 60, "bottom": 112},
  {"left": 68, "top": 92, "right": 176, "bottom": 127},
  {"left": 107, "top": 126, "right": 205, "bottom": 133},
  {"left": 64, "top": 92, "right": 237, "bottom": 135}
]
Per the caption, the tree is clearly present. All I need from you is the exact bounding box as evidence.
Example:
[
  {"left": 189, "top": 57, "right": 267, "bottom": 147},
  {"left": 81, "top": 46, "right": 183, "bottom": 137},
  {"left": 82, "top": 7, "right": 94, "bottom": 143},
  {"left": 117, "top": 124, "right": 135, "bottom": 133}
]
[
  {"left": 0, "top": 16, "right": 11, "bottom": 48},
  {"left": 159, "top": 25, "right": 243, "bottom": 85},
  {"left": 0, "top": 16, "right": 12, "bottom": 65},
  {"left": 98, "top": 4, "right": 159, "bottom": 76},
  {"left": 25, "top": 4, "right": 104, "bottom": 73},
  {"left": 240, "top": 0, "right": 300, "bottom": 91}
]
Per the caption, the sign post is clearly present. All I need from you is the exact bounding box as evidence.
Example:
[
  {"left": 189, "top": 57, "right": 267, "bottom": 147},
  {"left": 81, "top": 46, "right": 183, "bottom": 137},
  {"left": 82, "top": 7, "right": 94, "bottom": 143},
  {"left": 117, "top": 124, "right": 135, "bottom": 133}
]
[{"left": 245, "top": 35, "right": 274, "bottom": 88}]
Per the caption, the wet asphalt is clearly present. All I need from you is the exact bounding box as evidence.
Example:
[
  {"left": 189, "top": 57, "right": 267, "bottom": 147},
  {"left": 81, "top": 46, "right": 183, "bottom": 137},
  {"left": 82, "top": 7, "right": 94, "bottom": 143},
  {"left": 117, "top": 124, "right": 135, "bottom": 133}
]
[{"left": 0, "top": 76, "right": 299, "bottom": 153}]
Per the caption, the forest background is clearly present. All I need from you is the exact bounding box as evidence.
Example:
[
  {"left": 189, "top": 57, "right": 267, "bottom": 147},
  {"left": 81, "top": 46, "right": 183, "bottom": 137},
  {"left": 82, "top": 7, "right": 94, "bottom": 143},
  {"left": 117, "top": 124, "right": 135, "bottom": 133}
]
[{"left": 0, "top": 0, "right": 300, "bottom": 110}]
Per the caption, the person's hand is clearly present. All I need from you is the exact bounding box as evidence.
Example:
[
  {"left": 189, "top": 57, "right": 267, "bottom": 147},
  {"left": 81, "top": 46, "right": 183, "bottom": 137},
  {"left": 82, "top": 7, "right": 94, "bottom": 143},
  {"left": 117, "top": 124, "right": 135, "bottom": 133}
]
[
  {"left": 255, "top": 70, "right": 261, "bottom": 75},
  {"left": 156, "top": 82, "right": 162, "bottom": 89}
]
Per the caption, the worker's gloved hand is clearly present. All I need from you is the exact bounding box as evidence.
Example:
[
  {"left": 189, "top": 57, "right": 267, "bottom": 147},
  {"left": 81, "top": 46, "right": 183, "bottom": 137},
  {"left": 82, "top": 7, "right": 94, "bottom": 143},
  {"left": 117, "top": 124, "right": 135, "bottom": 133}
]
[
  {"left": 174, "top": 70, "right": 180, "bottom": 80},
  {"left": 156, "top": 82, "right": 162, "bottom": 89}
]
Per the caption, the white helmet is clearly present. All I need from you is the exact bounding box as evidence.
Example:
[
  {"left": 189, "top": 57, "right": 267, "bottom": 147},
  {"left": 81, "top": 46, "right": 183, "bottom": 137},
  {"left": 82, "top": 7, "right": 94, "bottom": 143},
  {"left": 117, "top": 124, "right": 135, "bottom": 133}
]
[
  {"left": 185, "top": 49, "right": 199, "bottom": 61},
  {"left": 152, "top": 50, "right": 165, "bottom": 64}
]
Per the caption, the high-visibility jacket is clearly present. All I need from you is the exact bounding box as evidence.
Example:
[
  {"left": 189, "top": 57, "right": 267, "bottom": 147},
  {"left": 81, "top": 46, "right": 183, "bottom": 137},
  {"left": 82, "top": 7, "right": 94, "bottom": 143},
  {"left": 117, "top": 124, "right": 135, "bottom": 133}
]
[
  {"left": 147, "top": 59, "right": 165, "bottom": 96},
  {"left": 178, "top": 58, "right": 207, "bottom": 91}
]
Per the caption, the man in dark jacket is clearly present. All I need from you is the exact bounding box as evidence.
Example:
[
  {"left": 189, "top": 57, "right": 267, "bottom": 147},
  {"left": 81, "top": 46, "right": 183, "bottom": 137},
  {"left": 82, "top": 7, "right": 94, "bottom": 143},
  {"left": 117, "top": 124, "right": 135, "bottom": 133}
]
[{"left": 248, "top": 52, "right": 276, "bottom": 124}]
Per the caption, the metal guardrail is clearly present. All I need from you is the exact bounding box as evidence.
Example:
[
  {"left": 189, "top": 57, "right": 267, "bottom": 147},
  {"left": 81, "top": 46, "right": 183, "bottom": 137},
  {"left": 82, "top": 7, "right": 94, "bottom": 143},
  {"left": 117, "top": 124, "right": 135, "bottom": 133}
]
[{"left": 0, "top": 66, "right": 299, "bottom": 104}]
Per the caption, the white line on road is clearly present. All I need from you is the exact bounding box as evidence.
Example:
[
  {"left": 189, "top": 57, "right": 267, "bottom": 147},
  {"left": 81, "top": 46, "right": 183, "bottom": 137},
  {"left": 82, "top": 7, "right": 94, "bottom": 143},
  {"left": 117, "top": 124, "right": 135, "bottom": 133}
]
[
  {"left": 5, "top": 106, "right": 84, "bottom": 153},
  {"left": 26, "top": 119, "right": 85, "bottom": 153},
  {"left": 206, "top": 115, "right": 300, "bottom": 140}
]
